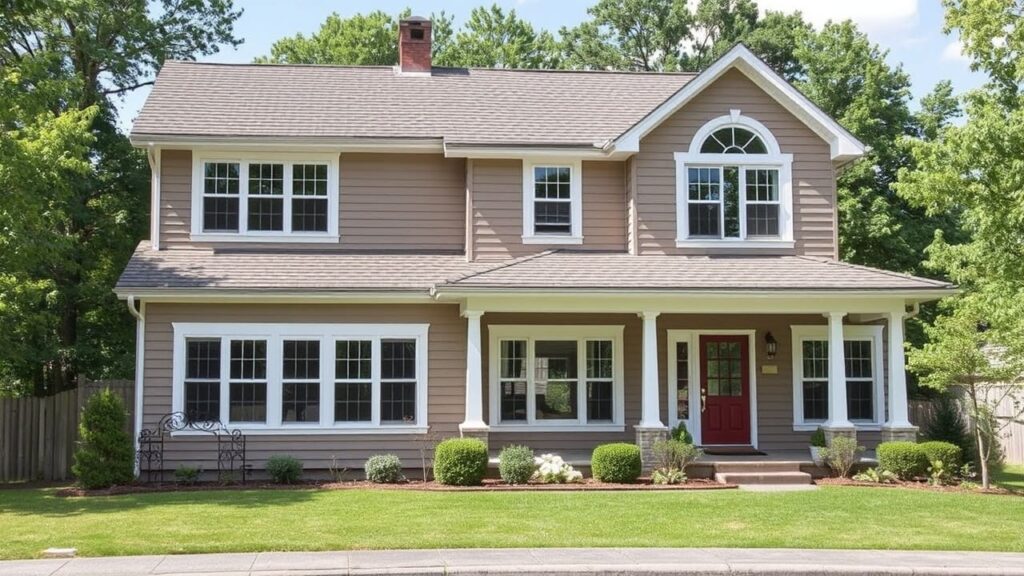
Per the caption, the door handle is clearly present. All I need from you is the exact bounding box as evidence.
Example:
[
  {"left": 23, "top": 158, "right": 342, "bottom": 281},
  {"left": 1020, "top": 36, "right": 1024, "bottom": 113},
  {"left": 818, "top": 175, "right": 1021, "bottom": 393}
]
[{"left": 701, "top": 392, "right": 707, "bottom": 413}]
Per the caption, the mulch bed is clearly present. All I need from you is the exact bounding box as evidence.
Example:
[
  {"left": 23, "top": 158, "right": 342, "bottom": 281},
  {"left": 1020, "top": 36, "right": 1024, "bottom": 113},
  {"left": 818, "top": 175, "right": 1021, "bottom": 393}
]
[
  {"left": 56, "top": 477, "right": 735, "bottom": 497},
  {"left": 816, "top": 476, "right": 1019, "bottom": 495}
]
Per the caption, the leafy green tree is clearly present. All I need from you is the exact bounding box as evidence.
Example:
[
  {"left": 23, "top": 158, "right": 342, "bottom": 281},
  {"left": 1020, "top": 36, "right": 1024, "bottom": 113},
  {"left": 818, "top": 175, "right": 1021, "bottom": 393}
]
[
  {"left": 256, "top": 10, "right": 409, "bottom": 66},
  {"left": 72, "top": 388, "right": 135, "bottom": 488},
  {"left": 0, "top": 0, "right": 241, "bottom": 395},
  {"left": 436, "top": 5, "right": 558, "bottom": 69}
]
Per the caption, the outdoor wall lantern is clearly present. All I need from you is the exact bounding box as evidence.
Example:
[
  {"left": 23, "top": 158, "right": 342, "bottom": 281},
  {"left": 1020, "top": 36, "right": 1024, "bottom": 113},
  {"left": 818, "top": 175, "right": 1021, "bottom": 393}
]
[{"left": 764, "top": 331, "right": 778, "bottom": 359}]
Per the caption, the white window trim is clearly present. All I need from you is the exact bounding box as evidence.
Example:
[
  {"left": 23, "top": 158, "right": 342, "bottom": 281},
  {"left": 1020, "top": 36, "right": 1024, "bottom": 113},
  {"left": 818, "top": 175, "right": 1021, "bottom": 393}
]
[
  {"left": 488, "top": 325, "right": 624, "bottom": 432},
  {"left": 791, "top": 324, "right": 885, "bottom": 431},
  {"left": 190, "top": 151, "right": 340, "bottom": 243},
  {"left": 666, "top": 330, "right": 758, "bottom": 448},
  {"left": 521, "top": 158, "right": 584, "bottom": 245},
  {"left": 171, "top": 323, "right": 429, "bottom": 435},
  {"left": 674, "top": 112, "right": 794, "bottom": 249}
]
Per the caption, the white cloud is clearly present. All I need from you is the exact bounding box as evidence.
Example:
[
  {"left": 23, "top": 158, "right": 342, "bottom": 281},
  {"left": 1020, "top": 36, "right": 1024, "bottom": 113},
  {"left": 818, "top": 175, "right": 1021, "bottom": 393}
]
[
  {"left": 757, "top": 0, "right": 919, "bottom": 38},
  {"left": 942, "top": 39, "right": 969, "bottom": 62}
]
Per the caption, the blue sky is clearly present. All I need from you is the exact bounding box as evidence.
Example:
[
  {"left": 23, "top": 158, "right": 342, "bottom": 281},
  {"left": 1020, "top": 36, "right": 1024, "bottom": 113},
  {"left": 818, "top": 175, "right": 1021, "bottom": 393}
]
[{"left": 116, "top": 0, "right": 981, "bottom": 131}]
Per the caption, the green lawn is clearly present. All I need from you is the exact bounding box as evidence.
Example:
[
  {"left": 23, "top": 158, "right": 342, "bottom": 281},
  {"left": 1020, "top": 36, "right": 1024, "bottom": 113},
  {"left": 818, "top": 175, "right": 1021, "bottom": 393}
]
[
  {"left": 995, "top": 465, "right": 1024, "bottom": 490},
  {"left": 1, "top": 486, "right": 1023, "bottom": 560}
]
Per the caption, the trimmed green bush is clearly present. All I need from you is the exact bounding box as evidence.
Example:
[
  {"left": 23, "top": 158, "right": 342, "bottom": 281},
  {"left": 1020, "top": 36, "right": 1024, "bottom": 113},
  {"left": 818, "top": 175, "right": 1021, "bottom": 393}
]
[
  {"left": 433, "top": 438, "right": 488, "bottom": 486},
  {"left": 670, "top": 422, "right": 694, "bottom": 444},
  {"left": 810, "top": 427, "right": 827, "bottom": 448},
  {"left": 919, "top": 441, "right": 963, "bottom": 470},
  {"left": 364, "top": 454, "right": 404, "bottom": 483},
  {"left": 591, "top": 443, "right": 642, "bottom": 483},
  {"left": 72, "top": 388, "right": 135, "bottom": 489},
  {"left": 877, "top": 441, "right": 928, "bottom": 479},
  {"left": 266, "top": 455, "right": 303, "bottom": 484},
  {"left": 498, "top": 445, "right": 535, "bottom": 485}
]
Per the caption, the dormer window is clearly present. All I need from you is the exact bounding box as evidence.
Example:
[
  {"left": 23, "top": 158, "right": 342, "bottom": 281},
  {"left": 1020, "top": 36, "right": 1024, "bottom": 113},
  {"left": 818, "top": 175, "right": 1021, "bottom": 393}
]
[
  {"left": 191, "top": 152, "right": 339, "bottom": 243},
  {"left": 674, "top": 112, "right": 793, "bottom": 249},
  {"left": 522, "top": 159, "right": 583, "bottom": 245}
]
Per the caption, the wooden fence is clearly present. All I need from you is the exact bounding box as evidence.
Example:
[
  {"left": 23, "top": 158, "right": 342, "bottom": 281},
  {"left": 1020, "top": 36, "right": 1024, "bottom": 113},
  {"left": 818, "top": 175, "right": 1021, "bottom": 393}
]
[
  {"left": 0, "top": 379, "right": 133, "bottom": 483},
  {"left": 909, "top": 393, "right": 1024, "bottom": 464}
]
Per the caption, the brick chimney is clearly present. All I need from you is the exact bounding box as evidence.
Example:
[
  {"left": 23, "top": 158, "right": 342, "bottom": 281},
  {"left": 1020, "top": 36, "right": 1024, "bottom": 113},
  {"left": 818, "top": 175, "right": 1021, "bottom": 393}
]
[{"left": 398, "top": 16, "right": 431, "bottom": 75}]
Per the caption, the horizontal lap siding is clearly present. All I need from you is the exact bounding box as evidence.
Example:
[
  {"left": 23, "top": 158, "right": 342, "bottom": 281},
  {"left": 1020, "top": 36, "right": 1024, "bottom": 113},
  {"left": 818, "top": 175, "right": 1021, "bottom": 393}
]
[
  {"left": 636, "top": 69, "right": 838, "bottom": 258},
  {"left": 142, "top": 303, "right": 465, "bottom": 471},
  {"left": 158, "top": 151, "right": 466, "bottom": 251},
  {"left": 471, "top": 160, "right": 627, "bottom": 261}
]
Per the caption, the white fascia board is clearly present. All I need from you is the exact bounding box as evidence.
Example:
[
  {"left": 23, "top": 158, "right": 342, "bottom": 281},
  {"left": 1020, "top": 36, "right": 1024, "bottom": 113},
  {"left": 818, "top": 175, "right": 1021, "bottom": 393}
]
[
  {"left": 128, "top": 134, "right": 445, "bottom": 154},
  {"left": 443, "top": 142, "right": 629, "bottom": 160},
  {"left": 610, "top": 44, "right": 865, "bottom": 162},
  {"left": 113, "top": 289, "right": 435, "bottom": 304}
]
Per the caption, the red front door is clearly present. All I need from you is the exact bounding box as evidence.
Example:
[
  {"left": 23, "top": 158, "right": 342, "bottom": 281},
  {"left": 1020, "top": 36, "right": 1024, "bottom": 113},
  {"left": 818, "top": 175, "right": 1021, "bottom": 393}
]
[{"left": 699, "top": 335, "right": 750, "bottom": 445}]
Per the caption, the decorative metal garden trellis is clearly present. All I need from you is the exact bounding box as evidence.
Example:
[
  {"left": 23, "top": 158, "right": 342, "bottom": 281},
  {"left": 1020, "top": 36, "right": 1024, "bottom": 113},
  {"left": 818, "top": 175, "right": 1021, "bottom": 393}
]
[{"left": 137, "top": 412, "right": 248, "bottom": 483}]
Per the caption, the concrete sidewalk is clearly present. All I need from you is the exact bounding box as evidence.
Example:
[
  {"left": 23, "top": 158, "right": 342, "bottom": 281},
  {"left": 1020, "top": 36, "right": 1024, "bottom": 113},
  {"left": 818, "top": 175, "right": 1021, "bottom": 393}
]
[{"left": 3, "top": 548, "right": 1024, "bottom": 576}]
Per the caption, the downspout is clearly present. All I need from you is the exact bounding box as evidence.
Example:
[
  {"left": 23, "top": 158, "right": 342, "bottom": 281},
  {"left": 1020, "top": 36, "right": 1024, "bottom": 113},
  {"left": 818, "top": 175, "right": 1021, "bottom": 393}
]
[{"left": 126, "top": 295, "right": 145, "bottom": 477}]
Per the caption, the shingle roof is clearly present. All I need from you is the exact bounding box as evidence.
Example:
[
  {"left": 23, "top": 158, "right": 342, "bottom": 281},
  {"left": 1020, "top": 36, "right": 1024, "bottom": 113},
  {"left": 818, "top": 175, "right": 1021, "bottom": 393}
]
[
  {"left": 131, "top": 62, "right": 694, "bottom": 146},
  {"left": 116, "top": 244, "right": 953, "bottom": 295},
  {"left": 439, "top": 251, "right": 953, "bottom": 292}
]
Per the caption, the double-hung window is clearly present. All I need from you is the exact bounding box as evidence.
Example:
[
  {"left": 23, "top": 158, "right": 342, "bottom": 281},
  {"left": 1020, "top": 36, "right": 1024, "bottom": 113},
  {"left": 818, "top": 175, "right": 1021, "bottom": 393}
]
[
  {"left": 489, "top": 326, "right": 624, "bottom": 430},
  {"left": 791, "top": 325, "right": 884, "bottom": 429},
  {"left": 522, "top": 159, "right": 583, "bottom": 244},
  {"left": 192, "top": 153, "right": 338, "bottom": 241},
  {"left": 175, "top": 324, "right": 428, "bottom": 433},
  {"left": 675, "top": 114, "right": 793, "bottom": 248}
]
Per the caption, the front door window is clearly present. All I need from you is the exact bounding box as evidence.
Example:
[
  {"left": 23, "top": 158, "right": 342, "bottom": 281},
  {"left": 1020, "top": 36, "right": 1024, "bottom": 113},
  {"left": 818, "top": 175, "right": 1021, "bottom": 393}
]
[{"left": 700, "top": 335, "right": 750, "bottom": 445}]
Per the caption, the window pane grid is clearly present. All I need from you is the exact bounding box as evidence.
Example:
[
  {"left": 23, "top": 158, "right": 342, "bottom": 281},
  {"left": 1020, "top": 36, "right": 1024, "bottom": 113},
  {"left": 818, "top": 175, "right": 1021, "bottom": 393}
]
[
  {"left": 532, "top": 166, "right": 572, "bottom": 235},
  {"left": 585, "top": 340, "right": 613, "bottom": 422},
  {"left": 499, "top": 340, "right": 527, "bottom": 422},
  {"left": 202, "top": 162, "right": 240, "bottom": 232},
  {"left": 381, "top": 339, "right": 417, "bottom": 423},
  {"left": 799, "top": 338, "right": 876, "bottom": 423},
  {"left": 184, "top": 338, "right": 221, "bottom": 422},
  {"left": 229, "top": 382, "right": 267, "bottom": 423},
  {"left": 676, "top": 342, "right": 690, "bottom": 421}
]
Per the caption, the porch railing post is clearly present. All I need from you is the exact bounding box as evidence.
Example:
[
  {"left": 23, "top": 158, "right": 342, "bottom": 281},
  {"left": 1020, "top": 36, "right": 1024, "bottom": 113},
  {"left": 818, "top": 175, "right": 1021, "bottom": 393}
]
[{"left": 459, "top": 310, "right": 489, "bottom": 445}]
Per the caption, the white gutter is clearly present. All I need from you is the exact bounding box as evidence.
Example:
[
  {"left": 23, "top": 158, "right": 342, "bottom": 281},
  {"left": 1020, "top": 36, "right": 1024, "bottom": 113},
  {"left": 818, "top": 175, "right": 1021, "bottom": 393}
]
[
  {"left": 126, "top": 296, "right": 145, "bottom": 477},
  {"left": 113, "top": 288, "right": 436, "bottom": 304},
  {"left": 431, "top": 287, "right": 958, "bottom": 300}
]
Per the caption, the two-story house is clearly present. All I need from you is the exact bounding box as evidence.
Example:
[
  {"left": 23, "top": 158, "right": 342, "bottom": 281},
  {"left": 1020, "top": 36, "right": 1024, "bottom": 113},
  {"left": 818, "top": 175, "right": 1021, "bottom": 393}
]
[{"left": 117, "top": 17, "right": 954, "bottom": 477}]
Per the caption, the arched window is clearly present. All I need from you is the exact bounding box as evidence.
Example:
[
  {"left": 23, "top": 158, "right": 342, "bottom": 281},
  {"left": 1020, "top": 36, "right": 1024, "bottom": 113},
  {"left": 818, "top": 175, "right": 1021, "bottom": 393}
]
[
  {"left": 674, "top": 112, "right": 793, "bottom": 247},
  {"left": 699, "top": 127, "right": 768, "bottom": 154}
]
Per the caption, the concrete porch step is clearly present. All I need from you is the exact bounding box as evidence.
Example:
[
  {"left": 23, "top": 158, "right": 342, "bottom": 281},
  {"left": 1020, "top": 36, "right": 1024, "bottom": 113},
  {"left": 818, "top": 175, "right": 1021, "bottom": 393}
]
[
  {"left": 714, "top": 471, "right": 813, "bottom": 485},
  {"left": 713, "top": 461, "right": 806, "bottom": 474}
]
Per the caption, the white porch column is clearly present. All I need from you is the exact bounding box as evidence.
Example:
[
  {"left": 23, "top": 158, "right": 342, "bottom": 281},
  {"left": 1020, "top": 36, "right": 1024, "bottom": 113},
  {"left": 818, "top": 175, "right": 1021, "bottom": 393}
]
[
  {"left": 459, "top": 310, "right": 488, "bottom": 440},
  {"left": 823, "top": 312, "right": 855, "bottom": 440},
  {"left": 636, "top": 311, "right": 667, "bottom": 471},
  {"left": 883, "top": 310, "right": 918, "bottom": 441},
  {"left": 638, "top": 311, "right": 664, "bottom": 429}
]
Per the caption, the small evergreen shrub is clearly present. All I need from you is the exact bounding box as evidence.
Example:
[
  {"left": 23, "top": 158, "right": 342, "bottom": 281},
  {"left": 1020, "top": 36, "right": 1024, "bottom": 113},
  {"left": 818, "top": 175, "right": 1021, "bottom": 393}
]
[
  {"left": 670, "top": 422, "right": 694, "bottom": 444},
  {"left": 433, "top": 438, "right": 488, "bottom": 486},
  {"left": 877, "top": 441, "right": 928, "bottom": 479},
  {"left": 174, "top": 465, "right": 201, "bottom": 486},
  {"left": 918, "top": 441, "right": 963, "bottom": 470},
  {"left": 591, "top": 443, "right": 642, "bottom": 483},
  {"left": 72, "top": 389, "right": 134, "bottom": 489},
  {"left": 266, "top": 455, "right": 303, "bottom": 484},
  {"left": 820, "top": 436, "right": 864, "bottom": 478},
  {"left": 810, "top": 427, "right": 827, "bottom": 447},
  {"left": 925, "top": 395, "right": 971, "bottom": 457},
  {"left": 498, "top": 445, "right": 535, "bottom": 485},
  {"left": 364, "top": 454, "right": 404, "bottom": 483}
]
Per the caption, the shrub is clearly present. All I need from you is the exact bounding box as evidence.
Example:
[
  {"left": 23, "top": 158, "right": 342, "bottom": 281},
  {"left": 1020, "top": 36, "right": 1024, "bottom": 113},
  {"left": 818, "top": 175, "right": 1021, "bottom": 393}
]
[
  {"left": 652, "top": 439, "right": 702, "bottom": 475},
  {"left": 174, "top": 465, "right": 201, "bottom": 486},
  {"left": 533, "top": 453, "right": 583, "bottom": 483},
  {"left": 591, "top": 443, "right": 642, "bottom": 483},
  {"left": 652, "top": 467, "right": 686, "bottom": 485},
  {"left": 925, "top": 395, "right": 971, "bottom": 458},
  {"left": 498, "top": 445, "right": 535, "bottom": 485},
  {"left": 919, "top": 441, "right": 963, "bottom": 470},
  {"left": 433, "top": 438, "right": 488, "bottom": 486},
  {"left": 877, "top": 441, "right": 928, "bottom": 480},
  {"left": 852, "top": 467, "right": 897, "bottom": 484},
  {"left": 810, "top": 427, "right": 827, "bottom": 448},
  {"left": 820, "top": 436, "right": 864, "bottom": 478},
  {"left": 266, "top": 455, "right": 303, "bottom": 484},
  {"left": 72, "top": 389, "right": 135, "bottom": 489},
  {"left": 364, "top": 454, "right": 403, "bottom": 483},
  {"left": 927, "top": 458, "right": 953, "bottom": 486},
  {"left": 670, "top": 422, "right": 694, "bottom": 444}
]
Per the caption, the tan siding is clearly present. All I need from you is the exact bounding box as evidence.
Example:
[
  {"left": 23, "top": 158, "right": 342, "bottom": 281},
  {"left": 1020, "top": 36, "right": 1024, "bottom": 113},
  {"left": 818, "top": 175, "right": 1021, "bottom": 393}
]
[
  {"left": 142, "top": 303, "right": 465, "bottom": 471},
  {"left": 635, "top": 68, "right": 838, "bottom": 258},
  {"left": 471, "top": 160, "right": 628, "bottom": 261},
  {"left": 158, "top": 151, "right": 466, "bottom": 252}
]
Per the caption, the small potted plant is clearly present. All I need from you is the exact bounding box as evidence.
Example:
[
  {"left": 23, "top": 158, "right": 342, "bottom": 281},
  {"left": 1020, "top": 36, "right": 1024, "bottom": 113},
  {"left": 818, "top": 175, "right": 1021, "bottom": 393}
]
[{"left": 809, "top": 427, "right": 826, "bottom": 466}]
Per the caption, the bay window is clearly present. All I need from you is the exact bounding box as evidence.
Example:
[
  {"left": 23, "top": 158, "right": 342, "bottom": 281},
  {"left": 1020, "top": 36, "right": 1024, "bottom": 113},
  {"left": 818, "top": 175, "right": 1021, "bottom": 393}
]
[
  {"left": 191, "top": 152, "right": 338, "bottom": 241},
  {"left": 791, "top": 325, "right": 884, "bottom": 429},
  {"left": 675, "top": 113, "right": 793, "bottom": 248},
  {"left": 489, "top": 325, "right": 624, "bottom": 430},
  {"left": 175, "top": 324, "right": 428, "bottom": 433}
]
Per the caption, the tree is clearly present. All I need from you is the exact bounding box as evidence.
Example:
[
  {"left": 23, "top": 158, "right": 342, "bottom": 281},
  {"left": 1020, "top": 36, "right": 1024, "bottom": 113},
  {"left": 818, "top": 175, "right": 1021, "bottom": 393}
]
[
  {"left": 436, "top": 5, "right": 558, "bottom": 69},
  {"left": 256, "top": 10, "right": 408, "bottom": 66},
  {"left": 908, "top": 300, "right": 1024, "bottom": 489},
  {"left": 0, "top": 0, "right": 242, "bottom": 395},
  {"left": 72, "top": 388, "right": 134, "bottom": 488}
]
